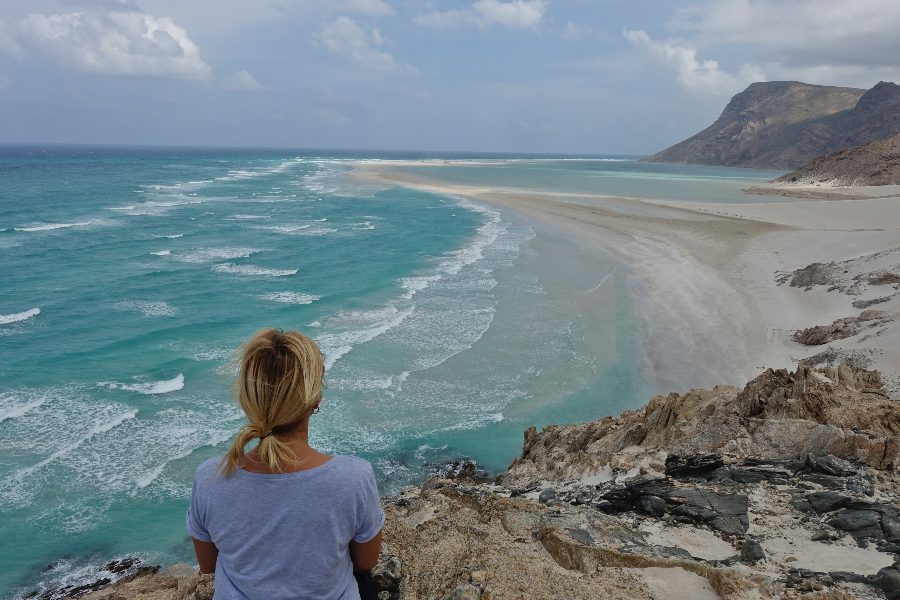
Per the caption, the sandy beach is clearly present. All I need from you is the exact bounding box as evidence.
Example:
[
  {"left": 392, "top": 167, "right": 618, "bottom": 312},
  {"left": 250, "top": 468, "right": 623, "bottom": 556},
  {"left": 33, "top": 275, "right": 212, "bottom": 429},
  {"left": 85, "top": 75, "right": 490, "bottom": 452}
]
[{"left": 351, "top": 162, "right": 900, "bottom": 397}]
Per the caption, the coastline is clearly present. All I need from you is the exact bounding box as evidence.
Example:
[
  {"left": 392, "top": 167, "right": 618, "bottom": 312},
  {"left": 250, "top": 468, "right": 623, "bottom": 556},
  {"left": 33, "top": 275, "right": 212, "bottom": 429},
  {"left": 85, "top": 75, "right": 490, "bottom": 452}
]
[{"left": 349, "top": 161, "right": 900, "bottom": 396}]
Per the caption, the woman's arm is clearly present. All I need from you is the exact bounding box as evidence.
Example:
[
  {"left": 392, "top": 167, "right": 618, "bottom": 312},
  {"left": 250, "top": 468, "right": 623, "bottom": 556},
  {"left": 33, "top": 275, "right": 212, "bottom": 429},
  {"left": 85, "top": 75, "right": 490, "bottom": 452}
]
[
  {"left": 192, "top": 537, "right": 219, "bottom": 574},
  {"left": 349, "top": 530, "right": 382, "bottom": 572}
]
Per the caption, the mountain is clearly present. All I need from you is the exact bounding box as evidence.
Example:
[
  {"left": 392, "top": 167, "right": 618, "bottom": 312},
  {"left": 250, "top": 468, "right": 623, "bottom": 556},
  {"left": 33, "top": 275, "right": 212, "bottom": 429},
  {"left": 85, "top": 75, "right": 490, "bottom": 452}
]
[
  {"left": 644, "top": 81, "right": 900, "bottom": 169},
  {"left": 772, "top": 132, "right": 900, "bottom": 186}
]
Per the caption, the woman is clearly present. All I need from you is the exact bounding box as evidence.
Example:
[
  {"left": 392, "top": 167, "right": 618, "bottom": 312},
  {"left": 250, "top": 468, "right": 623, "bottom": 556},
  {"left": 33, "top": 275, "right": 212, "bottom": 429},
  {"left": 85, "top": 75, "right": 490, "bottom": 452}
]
[{"left": 187, "top": 328, "right": 384, "bottom": 599}]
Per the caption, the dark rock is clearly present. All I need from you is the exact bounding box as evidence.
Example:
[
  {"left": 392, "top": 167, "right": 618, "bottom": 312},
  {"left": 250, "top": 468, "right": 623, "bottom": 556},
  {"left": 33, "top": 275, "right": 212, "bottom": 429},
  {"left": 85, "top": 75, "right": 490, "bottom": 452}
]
[
  {"left": 372, "top": 555, "right": 402, "bottom": 600},
  {"left": 806, "top": 491, "right": 851, "bottom": 514},
  {"left": 828, "top": 509, "right": 885, "bottom": 541},
  {"left": 740, "top": 539, "right": 766, "bottom": 563},
  {"left": 538, "top": 488, "right": 557, "bottom": 503},
  {"left": 637, "top": 495, "right": 667, "bottom": 518},
  {"left": 883, "top": 512, "right": 900, "bottom": 542},
  {"left": 600, "top": 479, "right": 749, "bottom": 534},
  {"left": 665, "top": 454, "right": 724, "bottom": 480},
  {"left": 872, "top": 565, "right": 900, "bottom": 600},
  {"left": 813, "top": 455, "right": 859, "bottom": 477},
  {"left": 846, "top": 476, "right": 876, "bottom": 496}
]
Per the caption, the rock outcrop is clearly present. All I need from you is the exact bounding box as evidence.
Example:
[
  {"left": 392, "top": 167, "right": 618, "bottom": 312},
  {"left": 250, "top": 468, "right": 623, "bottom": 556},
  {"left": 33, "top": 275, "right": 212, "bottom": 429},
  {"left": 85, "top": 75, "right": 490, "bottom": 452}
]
[
  {"left": 771, "top": 132, "right": 900, "bottom": 187},
  {"left": 643, "top": 81, "right": 900, "bottom": 169},
  {"left": 50, "top": 367, "right": 900, "bottom": 600}
]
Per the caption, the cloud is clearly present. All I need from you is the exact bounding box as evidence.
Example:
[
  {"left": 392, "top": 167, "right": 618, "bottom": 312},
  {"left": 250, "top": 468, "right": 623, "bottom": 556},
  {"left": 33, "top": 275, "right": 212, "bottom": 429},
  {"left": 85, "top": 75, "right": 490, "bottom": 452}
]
[
  {"left": 222, "top": 70, "right": 261, "bottom": 91},
  {"left": 624, "top": 29, "right": 762, "bottom": 95},
  {"left": 332, "top": 0, "right": 395, "bottom": 16},
  {"left": 316, "top": 16, "right": 414, "bottom": 74},
  {"left": 560, "top": 21, "right": 591, "bottom": 41},
  {"left": 19, "top": 10, "right": 211, "bottom": 79},
  {"left": 415, "top": 0, "right": 546, "bottom": 30},
  {"left": 675, "top": 0, "right": 900, "bottom": 67},
  {"left": 663, "top": 0, "right": 900, "bottom": 88}
]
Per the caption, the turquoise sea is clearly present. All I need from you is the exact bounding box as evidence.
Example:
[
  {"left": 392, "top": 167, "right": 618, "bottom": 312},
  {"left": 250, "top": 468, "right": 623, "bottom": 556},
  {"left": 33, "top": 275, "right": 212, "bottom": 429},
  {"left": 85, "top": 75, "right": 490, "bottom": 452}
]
[{"left": 0, "top": 146, "right": 782, "bottom": 598}]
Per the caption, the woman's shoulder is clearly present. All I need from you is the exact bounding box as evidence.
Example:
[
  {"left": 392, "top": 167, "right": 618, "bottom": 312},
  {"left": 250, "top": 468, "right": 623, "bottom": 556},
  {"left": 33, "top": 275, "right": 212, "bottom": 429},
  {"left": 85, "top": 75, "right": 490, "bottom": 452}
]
[
  {"left": 193, "top": 456, "right": 225, "bottom": 481},
  {"left": 329, "top": 454, "right": 376, "bottom": 480}
]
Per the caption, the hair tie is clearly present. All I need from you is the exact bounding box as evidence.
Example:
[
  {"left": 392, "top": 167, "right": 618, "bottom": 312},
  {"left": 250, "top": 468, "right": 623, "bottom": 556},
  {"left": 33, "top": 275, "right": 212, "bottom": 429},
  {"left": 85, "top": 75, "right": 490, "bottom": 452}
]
[{"left": 259, "top": 430, "right": 273, "bottom": 440}]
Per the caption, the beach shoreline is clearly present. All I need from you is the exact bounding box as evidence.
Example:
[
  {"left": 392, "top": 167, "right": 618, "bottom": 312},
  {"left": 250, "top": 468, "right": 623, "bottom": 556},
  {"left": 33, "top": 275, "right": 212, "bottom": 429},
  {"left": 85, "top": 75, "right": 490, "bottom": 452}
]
[{"left": 349, "top": 161, "right": 900, "bottom": 397}]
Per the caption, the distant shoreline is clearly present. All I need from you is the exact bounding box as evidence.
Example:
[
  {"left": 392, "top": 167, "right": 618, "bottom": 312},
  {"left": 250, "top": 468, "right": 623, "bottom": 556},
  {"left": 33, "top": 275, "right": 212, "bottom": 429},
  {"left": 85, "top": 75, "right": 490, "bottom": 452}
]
[{"left": 350, "top": 161, "right": 900, "bottom": 395}]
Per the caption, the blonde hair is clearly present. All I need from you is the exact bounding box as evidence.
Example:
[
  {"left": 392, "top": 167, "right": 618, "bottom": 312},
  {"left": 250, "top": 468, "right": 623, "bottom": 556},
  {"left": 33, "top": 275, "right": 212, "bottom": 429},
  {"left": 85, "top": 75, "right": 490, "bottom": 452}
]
[{"left": 219, "top": 328, "right": 325, "bottom": 476}]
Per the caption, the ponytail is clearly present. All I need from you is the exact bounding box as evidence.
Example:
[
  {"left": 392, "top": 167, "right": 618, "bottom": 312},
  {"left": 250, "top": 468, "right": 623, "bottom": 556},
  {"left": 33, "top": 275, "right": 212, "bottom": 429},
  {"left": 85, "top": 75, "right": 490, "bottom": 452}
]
[{"left": 218, "top": 328, "right": 325, "bottom": 476}]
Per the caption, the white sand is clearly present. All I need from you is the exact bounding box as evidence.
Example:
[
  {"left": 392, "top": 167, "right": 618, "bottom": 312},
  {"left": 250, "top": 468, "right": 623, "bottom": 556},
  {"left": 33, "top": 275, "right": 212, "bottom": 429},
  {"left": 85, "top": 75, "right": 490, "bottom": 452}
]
[
  {"left": 350, "top": 163, "right": 900, "bottom": 396},
  {"left": 633, "top": 567, "right": 722, "bottom": 600}
]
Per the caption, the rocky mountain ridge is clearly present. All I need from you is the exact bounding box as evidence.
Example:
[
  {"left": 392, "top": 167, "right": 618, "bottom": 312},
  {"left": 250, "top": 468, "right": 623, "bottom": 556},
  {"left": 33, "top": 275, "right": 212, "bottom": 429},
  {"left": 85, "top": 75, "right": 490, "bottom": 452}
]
[
  {"left": 644, "top": 81, "right": 900, "bottom": 169},
  {"left": 770, "top": 132, "right": 900, "bottom": 187},
  {"left": 58, "top": 365, "right": 900, "bottom": 600}
]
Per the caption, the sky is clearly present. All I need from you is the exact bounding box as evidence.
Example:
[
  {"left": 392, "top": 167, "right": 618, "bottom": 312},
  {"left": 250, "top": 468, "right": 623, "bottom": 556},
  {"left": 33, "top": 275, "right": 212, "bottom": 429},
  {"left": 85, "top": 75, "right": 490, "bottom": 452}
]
[{"left": 0, "top": 0, "right": 898, "bottom": 154}]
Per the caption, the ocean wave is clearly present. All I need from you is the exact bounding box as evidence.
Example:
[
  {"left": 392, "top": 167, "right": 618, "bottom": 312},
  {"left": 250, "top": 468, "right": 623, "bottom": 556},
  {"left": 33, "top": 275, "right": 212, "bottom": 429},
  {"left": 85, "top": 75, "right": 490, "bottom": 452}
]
[
  {"left": 212, "top": 263, "right": 298, "bottom": 277},
  {"left": 315, "top": 306, "right": 414, "bottom": 370},
  {"left": 14, "top": 220, "right": 105, "bottom": 232},
  {"left": 229, "top": 214, "right": 271, "bottom": 220},
  {"left": 259, "top": 292, "right": 321, "bottom": 304},
  {"left": 100, "top": 373, "right": 185, "bottom": 395},
  {"left": 0, "top": 307, "right": 40, "bottom": 325},
  {"left": 255, "top": 224, "right": 336, "bottom": 236},
  {"left": 113, "top": 301, "right": 176, "bottom": 317},
  {"left": 150, "top": 250, "right": 171, "bottom": 256},
  {"left": 174, "top": 247, "right": 262, "bottom": 263},
  {"left": 0, "top": 390, "right": 47, "bottom": 423},
  {"left": 215, "top": 158, "right": 301, "bottom": 182},
  {"left": 158, "top": 233, "right": 184, "bottom": 239}
]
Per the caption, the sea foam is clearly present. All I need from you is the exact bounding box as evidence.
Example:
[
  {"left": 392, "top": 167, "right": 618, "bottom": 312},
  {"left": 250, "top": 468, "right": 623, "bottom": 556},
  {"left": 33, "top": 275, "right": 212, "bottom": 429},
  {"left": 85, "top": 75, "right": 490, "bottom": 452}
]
[
  {"left": 0, "top": 308, "right": 40, "bottom": 325},
  {"left": 259, "top": 292, "right": 321, "bottom": 304},
  {"left": 100, "top": 373, "right": 185, "bottom": 395},
  {"left": 212, "top": 264, "right": 298, "bottom": 277},
  {"left": 113, "top": 301, "right": 176, "bottom": 317},
  {"left": 174, "top": 247, "right": 261, "bottom": 263}
]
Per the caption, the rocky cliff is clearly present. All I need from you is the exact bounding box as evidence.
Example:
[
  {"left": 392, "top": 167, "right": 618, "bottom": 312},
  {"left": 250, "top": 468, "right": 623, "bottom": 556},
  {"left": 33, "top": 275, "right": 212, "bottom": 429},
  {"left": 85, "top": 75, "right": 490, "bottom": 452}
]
[
  {"left": 644, "top": 81, "right": 900, "bottom": 169},
  {"left": 770, "top": 132, "right": 900, "bottom": 186},
  {"left": 63, "top": 366, "right": 900, "bottom": 600}
]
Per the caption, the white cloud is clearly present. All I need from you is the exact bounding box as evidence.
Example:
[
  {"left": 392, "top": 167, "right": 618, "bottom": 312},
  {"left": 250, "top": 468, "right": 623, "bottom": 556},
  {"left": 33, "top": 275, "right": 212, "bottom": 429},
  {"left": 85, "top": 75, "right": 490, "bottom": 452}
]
[
  {"left": 333, "top": 0, "right": 395, "bottom": 16},
  {"left": 316, "top": 16, "right": 414, "bottom": 74},
  {"left": 415, "top": 0, "right": 546, "bottom": 30},
  {"left": 624, "top": 29, "right": 762, "bottom": 95},
  {"left": 560, "top": 21, "right": 592, "bottom": 41},
  {"left": 675, "top": 0, "right": 900, "bottom": 65},
  {"left": 222, "top": 70, "right": 261, "bottom": 91},
  {"left": 665, "top": 0, "right": 900, "bottom": 88},
  {"left": 19, "top": 10, "right": 211, "bottom": 79}
]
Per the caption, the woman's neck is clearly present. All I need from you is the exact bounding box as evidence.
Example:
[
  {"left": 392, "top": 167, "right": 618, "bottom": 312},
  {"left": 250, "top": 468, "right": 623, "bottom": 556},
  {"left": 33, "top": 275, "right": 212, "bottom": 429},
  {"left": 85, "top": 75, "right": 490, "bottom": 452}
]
[{"left": 242, "top": 421, "right": 331, "bottom": 473}]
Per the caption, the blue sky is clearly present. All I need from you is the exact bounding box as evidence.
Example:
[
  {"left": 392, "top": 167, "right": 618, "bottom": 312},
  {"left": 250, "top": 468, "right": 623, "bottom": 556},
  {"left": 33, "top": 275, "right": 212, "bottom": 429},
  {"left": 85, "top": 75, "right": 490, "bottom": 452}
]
[{"left": 1, "top": 0, "right": 898, "bottom": 154}]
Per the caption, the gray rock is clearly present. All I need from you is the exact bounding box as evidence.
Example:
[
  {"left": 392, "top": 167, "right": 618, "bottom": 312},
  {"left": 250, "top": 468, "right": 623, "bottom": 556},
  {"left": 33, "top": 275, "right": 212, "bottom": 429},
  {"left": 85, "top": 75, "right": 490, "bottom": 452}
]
[
  {"left": 740, "top": 539, "right": 766, "bottom": 563},
  {"left": 882, "top": 512, "right": 900, "bottom": 542},
  {"left": 872, "top": 565, "right": 900, "bottom": 600},
  {"left": 450, "top": 583, "right": 482, "bottom": 600},
  {"left": 665, "top": 454, "right": 724, "bottom": 480},
  {"left": 564, "top": 528, "right": 594, "bottom": 546},
  {"left": 806, "top": 491, "right": 851, "bottom": 514},
  {"left": 829, "top": 509, "right": 882, "bottom": 530},
  {"left": 637, "top": 495, "right": 667, "bottom": 518},
  {"left": 538, "top": 488, "right": 557, "bottom": 503},
  {"left": 813, "top": 455, "right": 859, "bottom": 477}
]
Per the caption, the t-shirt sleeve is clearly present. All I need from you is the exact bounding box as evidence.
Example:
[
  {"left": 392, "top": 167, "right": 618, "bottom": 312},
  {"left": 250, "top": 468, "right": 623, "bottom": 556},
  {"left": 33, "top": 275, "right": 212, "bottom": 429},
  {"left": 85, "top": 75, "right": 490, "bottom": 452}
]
[
  {"left": 186, "top": 470, "right": 212, "bottom": 542},
  {"left": 353, "top": 462, "right": 385, "bottom": 543}
]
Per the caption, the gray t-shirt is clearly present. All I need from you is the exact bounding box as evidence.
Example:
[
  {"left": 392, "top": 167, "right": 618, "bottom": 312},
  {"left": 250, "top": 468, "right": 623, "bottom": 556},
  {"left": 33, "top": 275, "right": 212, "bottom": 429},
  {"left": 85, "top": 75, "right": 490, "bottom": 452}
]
[{"left": 187, "top": 454, "right": 385, "bottom": 600}]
